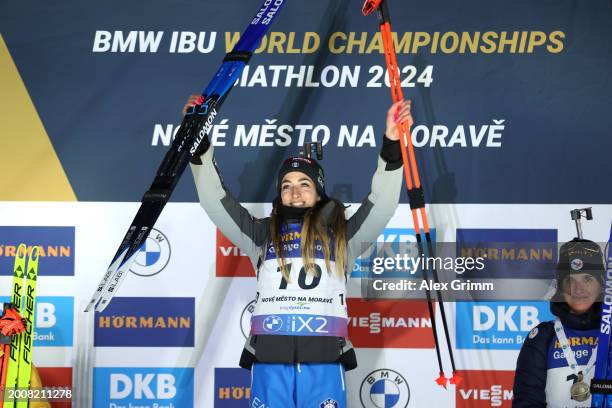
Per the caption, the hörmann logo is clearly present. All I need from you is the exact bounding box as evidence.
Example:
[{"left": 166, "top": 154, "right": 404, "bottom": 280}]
[
  {"left": 190, "top": 107, "right": 218, "bottom": 155},
  {"left": 455, "top": 228, "right": 557, "bottom": 279},
  {"left": 94, "top": 297, "right": 194, "bottom": 347},
  {"left": 214, "top": 368, "right": 251, "bottom": 407},
  {"left": 347, "top": 299, "right": 434, "bottom": 348},
  {"left": 455, "top": 370, "right": 515, "bottom": 407},
  {"left": 0, "top": 227, "right": 75, "bottom": 276}
]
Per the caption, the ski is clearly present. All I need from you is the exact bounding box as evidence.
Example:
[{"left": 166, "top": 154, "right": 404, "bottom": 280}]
[
  {"left": 3, "top": 244, "right": 27, "bottom": 408},
  {"left": 15, "top": 246, "right": 39, "bottom": 408},
  {"left": 85, "top": 0, "right": 288, "bottom": 312},
  {"left": 591, "top": 222, "right": 612, "bottom": 407}
]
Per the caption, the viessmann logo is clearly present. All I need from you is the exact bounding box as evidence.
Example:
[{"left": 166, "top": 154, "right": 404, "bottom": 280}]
[
  {"left": 455, "top": 370, "right": 515, "bottom": 407},
  {"left": 0, "top": 226, "right": 75, "bottom": 276},
  {"left": 94, "top": 297, "right": 194, "bottom": 347},
  {"left": 216, "top": 229, "right": 255, "bottom": 277},
  {"left": 347, "top": 298, "right": 434, "bottom": 348}
]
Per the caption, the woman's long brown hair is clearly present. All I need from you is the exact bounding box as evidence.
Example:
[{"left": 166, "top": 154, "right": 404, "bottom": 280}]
[{"left": 269, "top": 198, "right": 347, "bottom": 282}]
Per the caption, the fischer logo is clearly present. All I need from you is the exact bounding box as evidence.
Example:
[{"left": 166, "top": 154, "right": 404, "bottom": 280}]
[
  {"left": 455, "top": 370, "right": 515, "bottom": 407},
  {"left": 190, "top": 107, "right": 218, "bottom": 155},
  {"left": 251, "top": 0, "right": 284, "bottom": 25}
]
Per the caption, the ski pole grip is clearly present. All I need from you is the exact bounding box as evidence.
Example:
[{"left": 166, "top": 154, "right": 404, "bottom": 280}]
[
  {"left": 407, "top": 187, "right": 425, "bottom": 210},
  {"left": 224, "top": 51, "right": 252, "bottom": 62}
]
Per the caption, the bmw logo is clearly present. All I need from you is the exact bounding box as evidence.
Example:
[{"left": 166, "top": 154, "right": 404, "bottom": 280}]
[
  {"left": 130, "top": 228, "right": 171, "bottom": 277},
  {"left": 570, "top": 258, "right": 584, "bottom": 271},
  {"left": 360, "top": 369, "right": 410, "bottom": 408},
  {"left": 262, "top": 315, "right": 283, "bottom": 332},
  {"left": 320, "top": 398, "right": 338, "bottom": 408}
]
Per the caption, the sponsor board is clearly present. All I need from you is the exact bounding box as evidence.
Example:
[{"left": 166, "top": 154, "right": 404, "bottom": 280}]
[
  {"left": 347, "top": 299, "right": 435, "bottom": 348},
  {"left": 456, "top": 229, "right": 557, "bottom": 279},
  {"left": 37, "top": 367, "right": 73, "bottom": 408},
  {"left": 216, "top": 229, "right": 255, "bottom": 277},
  {"left": 456, "top": 301, "right": 555, "bottom": 350},
  {"left": 359, "top": 369, "right": 410, "bottom": 408},
  {"left": 94, "top": 297, "right": 194, "bottom": 347},
  {"left": 93, "top": 367, "right": 193, "bottom": 408},
  {"left": 0, "top": 226, "right": 74, "bottom": 276},
  {"left": 455, "top": 370, "right": 515, "bottom": 407},
  {"left": 0, "top": 296, "right": 73, "bottom": 347},
  {"left": 352, "top": 228, "right": 435, "bottom": 278},
  {"left": 214, "top": 368, "right": 250, "bottom": 407},
  {"left": 130, "top": 228, "right": 171, "bottom": 277}
]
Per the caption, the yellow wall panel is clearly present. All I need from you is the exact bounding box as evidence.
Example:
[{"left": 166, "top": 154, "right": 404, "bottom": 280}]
[{"left": 0, "top": 34, "right": 76, "bottom": 201}]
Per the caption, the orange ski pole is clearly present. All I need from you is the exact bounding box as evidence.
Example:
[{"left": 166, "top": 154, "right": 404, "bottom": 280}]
[{"left": 363, "top": 0, "right": 461, "bottom": 388}]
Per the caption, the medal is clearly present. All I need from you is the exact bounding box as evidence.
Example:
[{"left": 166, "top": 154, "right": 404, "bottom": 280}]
[
  {"left": 570, "top": 372, "right": 590, "bottom": 402},
  {"left": 554, "top": 319, "right": 597, "bottom": 403}
]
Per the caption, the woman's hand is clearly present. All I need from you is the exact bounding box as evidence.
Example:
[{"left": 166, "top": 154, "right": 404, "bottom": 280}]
[
  {"left": 182, "top": 94, "right": 202, "bottom": 115},
  {"left": 385, "top": 99, "right": 413, "bottom": 141}
]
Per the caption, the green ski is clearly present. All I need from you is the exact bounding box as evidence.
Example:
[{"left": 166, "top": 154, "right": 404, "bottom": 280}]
[
  {"left": 16, "top": 246, "right": 39, "bottom": 408},
  {"left": 3, "top": 244, "right": 27, "bottom": 408},
  {"left": 3, "top": 245, "right": 38, "bottom": 408}
]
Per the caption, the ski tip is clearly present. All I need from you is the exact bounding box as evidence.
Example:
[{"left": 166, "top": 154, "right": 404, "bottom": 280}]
[
  {"left": 17, "top": 243, "right": 27, "bottom": 258},
  {"left": 29, "top": 245, "right": 40, "bottom": 261},
  {"left": 95, "top": 299, "right": 110, "bottom": 313}
]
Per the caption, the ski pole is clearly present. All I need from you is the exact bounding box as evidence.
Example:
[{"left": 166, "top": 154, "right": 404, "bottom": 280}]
[{"left": 362, "top": 0, "right": 460, "bottom": 388}]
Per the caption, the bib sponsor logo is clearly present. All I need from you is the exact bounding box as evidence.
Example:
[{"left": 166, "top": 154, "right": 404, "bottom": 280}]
[
  {"left": 455, "top": 370, "right": 514, "bottom": 407},
  {"left": 0, "top": 226, "right": 75, "bottom": 276},
  {"left": 129, "top": 228, "right": 170, "bottom": 277},
  {"left": 94, "top": 297, "right": 194, "bottom": 347},
  {"left": 1, "top": 296, "right": 73, "bottom": 347},
  {"left": 216, "top": 229, "right": 255, "bottom": 277},
  {"left": 360, "top": 369, "right": 410, "bottom": 408},
  {"left": 93, "top": 367, "right": 193, "bottom": 407},
  {"left": 347, "top": 298, "right": 434, "bottom": 348},
  {"left": 214, "top": 368, "right": 251, "bottom": 407},
  {"left": 456, "top": 301, "right": 554, "bottom": 350}
]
